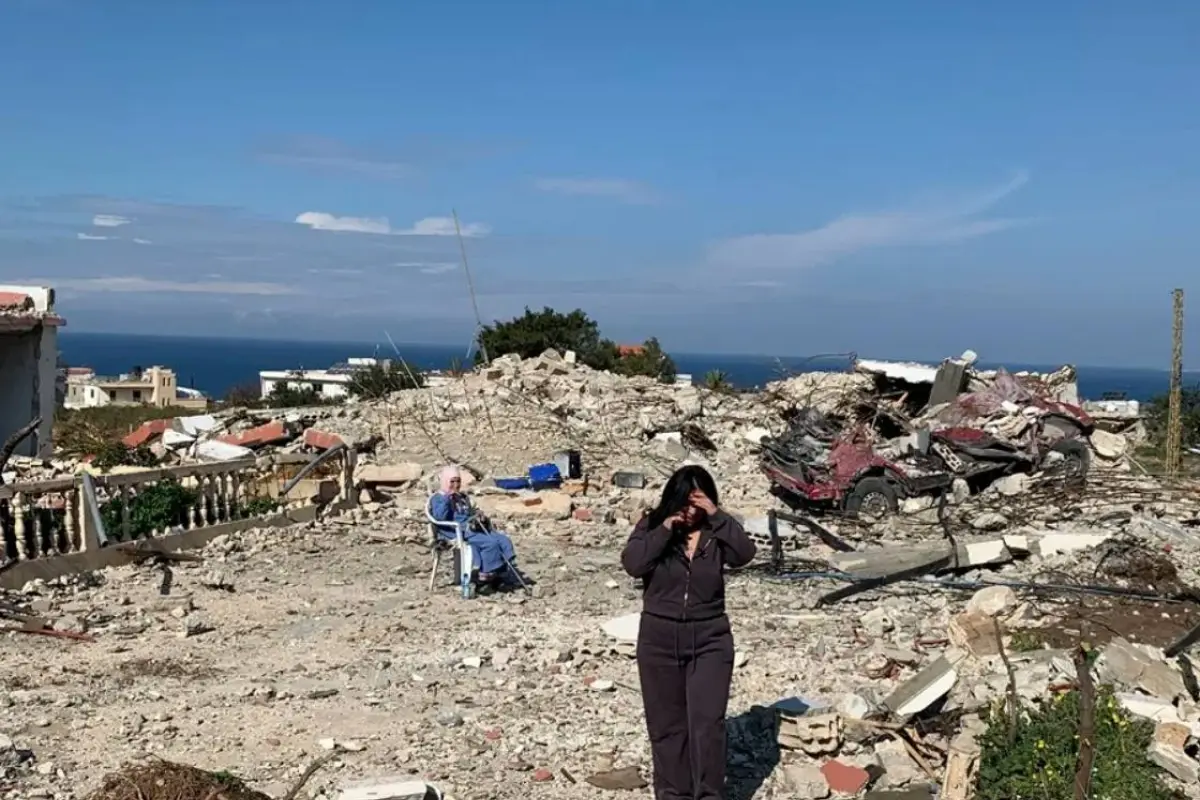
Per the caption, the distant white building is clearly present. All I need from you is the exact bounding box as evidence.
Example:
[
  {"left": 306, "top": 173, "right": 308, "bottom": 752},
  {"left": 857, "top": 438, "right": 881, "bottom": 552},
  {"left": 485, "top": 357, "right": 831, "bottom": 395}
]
[{"left": 259, "top": 357, "right": 379, "bottom": 400}]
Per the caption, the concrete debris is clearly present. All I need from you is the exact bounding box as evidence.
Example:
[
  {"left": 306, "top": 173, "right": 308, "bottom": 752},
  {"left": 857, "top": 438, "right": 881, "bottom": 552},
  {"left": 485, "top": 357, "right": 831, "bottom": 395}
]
[{"left": 7, "top": 346, "right": 1200, "bottom": 799}]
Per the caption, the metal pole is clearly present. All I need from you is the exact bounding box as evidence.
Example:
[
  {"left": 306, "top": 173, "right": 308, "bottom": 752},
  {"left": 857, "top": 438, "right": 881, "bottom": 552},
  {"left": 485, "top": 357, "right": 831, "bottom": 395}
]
[
  {"left": 1166, "top": 288, "right": 1185, "bottom": 477},
  {"left": 453, "top": 209, "right": 489, "bottom": 364}
]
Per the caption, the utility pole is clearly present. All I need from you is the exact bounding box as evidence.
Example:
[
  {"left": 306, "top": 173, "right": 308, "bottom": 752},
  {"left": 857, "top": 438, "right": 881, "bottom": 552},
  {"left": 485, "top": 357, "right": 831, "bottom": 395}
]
[
  {"left": 1166, "top": 288, "right": 1185, "bottom": 477},
  {"left": 453, "top": 209, "right": 489, "bottom": 364}
]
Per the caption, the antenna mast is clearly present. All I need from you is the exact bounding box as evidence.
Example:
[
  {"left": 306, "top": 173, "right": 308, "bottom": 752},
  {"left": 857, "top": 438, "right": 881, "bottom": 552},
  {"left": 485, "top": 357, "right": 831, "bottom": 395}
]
[{"left": 453, "top": 209, "right": 489, "bottom": 364}]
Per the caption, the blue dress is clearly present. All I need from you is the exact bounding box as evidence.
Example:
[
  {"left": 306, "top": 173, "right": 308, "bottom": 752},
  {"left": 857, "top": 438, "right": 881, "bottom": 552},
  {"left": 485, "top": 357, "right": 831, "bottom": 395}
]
[{"left": 430, "top": 492, "right": 518, "bottom": 575}]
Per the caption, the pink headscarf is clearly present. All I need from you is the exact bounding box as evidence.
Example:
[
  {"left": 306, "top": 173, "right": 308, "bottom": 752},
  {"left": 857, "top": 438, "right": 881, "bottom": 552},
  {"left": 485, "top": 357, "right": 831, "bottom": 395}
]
[{"left": 438, "top": 465, "right": 461, "bottom": 494}]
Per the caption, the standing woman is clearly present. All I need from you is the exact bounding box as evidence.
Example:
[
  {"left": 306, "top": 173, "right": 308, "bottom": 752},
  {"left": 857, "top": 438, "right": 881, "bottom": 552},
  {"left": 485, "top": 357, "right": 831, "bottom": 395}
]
[{"left": 622, "top": 465, "right": 757, "bottom": 800}]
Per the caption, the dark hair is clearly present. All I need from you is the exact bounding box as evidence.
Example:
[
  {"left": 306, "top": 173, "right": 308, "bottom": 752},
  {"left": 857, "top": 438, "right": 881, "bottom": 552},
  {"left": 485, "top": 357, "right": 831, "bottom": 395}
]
[{"left": 646, "top": 465, "right": 720, "bottom": 530}]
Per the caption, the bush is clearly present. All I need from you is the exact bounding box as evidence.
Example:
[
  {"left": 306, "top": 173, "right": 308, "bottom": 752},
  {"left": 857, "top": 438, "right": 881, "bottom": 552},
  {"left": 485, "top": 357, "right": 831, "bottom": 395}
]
[
  {"left": 976, "top": 684, "right": 1177, "bottom": 800},
  {"left": 91, "top": 441, "right": 160, "bottom": 471},
  {"left": 1145, "top": 384, "right": 1200, "bottom": 450},
  {"left": 346, "top": 361, "right": 424, "bottom": 400},
  {"left": 477, "top": 307, "right": 676, "bottom": 382},
  {"left": 101, "top": 480, "right": 199, "bottom": 540},
  {"left": 55, "top": 405, "right": 183, "bottom": 459},
  {"left": 264, "top": 383, "right": 326, "bottom": 408},
  {"left": 704, "top": 369, "right": 734, "bottom": 393}
]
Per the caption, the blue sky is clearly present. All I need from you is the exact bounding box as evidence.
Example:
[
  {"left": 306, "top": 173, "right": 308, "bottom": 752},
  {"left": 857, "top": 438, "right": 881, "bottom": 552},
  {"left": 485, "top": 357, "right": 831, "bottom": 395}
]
[{"left": 1, "top": 1, "right": 1198, "bottom": 366}]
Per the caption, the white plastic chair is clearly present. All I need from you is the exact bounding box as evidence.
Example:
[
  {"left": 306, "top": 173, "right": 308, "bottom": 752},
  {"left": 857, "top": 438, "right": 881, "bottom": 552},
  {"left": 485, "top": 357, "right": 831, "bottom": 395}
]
[{"left": 425, "top": 494, "right": 476, "bottom": 598}]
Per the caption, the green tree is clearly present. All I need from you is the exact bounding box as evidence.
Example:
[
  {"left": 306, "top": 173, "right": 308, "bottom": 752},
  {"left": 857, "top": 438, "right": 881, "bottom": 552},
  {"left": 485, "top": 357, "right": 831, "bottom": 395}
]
[
  {"left": 1145, "top": 384, "right": 1200, "bottom": 449},
  {"left": 264, "top": 383, "right": 324, "bottom": 408},
  {"left": 613, "top": 337, "right": 677, "bottom": 383},
  {"left": 476, "top": 307, "right": 618, "bottom": 371},
  {"left": 346, "top": 361, "right": 425, "bottom": 400}
]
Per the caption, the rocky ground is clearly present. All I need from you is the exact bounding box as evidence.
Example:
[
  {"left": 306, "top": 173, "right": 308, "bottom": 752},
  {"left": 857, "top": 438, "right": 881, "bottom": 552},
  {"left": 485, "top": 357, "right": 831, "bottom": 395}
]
[
  {"left": 3, "top": 352, "right": 1198, "bottom": 799},
  {"left": 4, "top": 474, "right": 1200, "bottom": 800}
]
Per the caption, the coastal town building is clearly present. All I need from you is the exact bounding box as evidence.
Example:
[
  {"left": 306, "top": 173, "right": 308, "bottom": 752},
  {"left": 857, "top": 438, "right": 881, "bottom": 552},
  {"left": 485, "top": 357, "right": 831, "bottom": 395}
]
[
  {"left": 259, "top": 357, "right": 381, "bottom": 400},
  {"left": 64, "top": 365, "right": 208, "bottom": 410},
  {"left": 0, "top": 285, "right": 64, "bottom": 458}
]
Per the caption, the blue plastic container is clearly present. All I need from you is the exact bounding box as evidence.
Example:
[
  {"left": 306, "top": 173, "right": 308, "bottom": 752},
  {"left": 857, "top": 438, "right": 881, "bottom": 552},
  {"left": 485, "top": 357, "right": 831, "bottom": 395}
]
[
  {"left": 494, "top": 477, "right": 531, "bottom": 490},
  {"left": 528, "top": 462, "right": 563, "bottom": 490}
]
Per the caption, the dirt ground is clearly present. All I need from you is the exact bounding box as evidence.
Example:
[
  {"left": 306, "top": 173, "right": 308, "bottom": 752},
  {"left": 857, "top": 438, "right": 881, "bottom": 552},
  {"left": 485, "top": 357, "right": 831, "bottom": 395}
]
[
  {"left": 4, "top": 499, "right": 1196, "bottom": 800},
  {"left": 0, "top": 509, "right": 836, "bottom": 800}
]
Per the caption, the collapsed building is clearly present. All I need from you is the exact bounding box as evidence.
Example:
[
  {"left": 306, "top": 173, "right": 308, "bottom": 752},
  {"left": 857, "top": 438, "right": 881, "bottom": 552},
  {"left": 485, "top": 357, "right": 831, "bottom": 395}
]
[{"left": 0, "top": 285, "right": 63, "bottom": 460}]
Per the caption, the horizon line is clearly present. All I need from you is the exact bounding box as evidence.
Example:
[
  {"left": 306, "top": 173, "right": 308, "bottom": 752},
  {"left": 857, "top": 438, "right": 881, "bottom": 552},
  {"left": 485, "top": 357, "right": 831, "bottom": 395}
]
[{"left": 55, "top": 329, "right": 1195, "bottom": 375}]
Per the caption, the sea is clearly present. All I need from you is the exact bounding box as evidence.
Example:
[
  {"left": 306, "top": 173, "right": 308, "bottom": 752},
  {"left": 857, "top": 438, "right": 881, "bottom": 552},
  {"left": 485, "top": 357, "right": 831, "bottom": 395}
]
[{"left": 57, "top": 331, "right": 1197, "bottom": 404}]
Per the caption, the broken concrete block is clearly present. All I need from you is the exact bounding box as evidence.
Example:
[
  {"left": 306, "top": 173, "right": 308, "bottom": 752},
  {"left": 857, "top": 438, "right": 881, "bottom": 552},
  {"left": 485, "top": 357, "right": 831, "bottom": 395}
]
[
  {"left": 781, "top": 762, "right": 831, "bottom": 798},
  {"left": 1097, "top": 638, "right": 1186, "bottom": 700},
  {"left": 1026, "top": 529, "right": 1113, "bottom": 557},
  {"left": 778, "top": 712, "right": 842, "bottom": 755},
  {"left": 971, "top": 512, "right": 1008, "bottom": 532},
  {"left": 1148, "top": 732, "right": 1199, "bottom": 783},
  {"left": 335, "top": 777, "right": 442, "bottom": 800},
  {"left": 1090, "top": 428, "right": 1128, "bottom": 460},
  {"left": 357, "top": 463, "right": 424, "bottom": 486},
  {"left": 990, "top": 473, "right": 1029, "bottom": 497},
  {"left": 873, "top": 737, "right": 926, "bottom": 788},
  {"left": 966, "top": 585, "right": 1018, "bottom": 617},
  {"left": 830, "top": 539, "right": 1015, "bottom": 580},
  {"left": 948, "top": 612, "right": 1001, "bottom": 658},
  {"left": 586, "top": 767, "right": 647, "bottom": 791},
  {"left": 478, "top": 490, "right": 573, "bottom": 520},
  {"left": 883, "top": 652, "right": 963, "bottom": 717}
]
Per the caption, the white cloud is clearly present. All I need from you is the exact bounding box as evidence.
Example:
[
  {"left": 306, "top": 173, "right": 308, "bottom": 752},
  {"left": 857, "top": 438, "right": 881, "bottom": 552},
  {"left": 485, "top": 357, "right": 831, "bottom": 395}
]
[
  {"left": 294, "top": 211, "right": 490, "bottom": 238},
  {"left": 707, "top": 171, "right": 1030, "bottom": 272},
  {"left": 41, "top": 276, "right": 299, "bottom": 295},
  {"left": 132, "top": 238, "right": 152, "bottom": 245},
  {"left": 77, "top": 232, "right": 110, "bottom": 240},
  {"left": 394, "top": 216, "right": 490, "bottom": 237},
  {"left": 294, "top": 211, "right": 392, "bottom": 235},
  {"left": 92, "top": 214, "right": 132, "bottom": 228},
  {"left": 534, "top": 177, "right": 662, "bottom": 206},
  {"left": 418, "top": 263, "right": 458, "bottom": 274}
]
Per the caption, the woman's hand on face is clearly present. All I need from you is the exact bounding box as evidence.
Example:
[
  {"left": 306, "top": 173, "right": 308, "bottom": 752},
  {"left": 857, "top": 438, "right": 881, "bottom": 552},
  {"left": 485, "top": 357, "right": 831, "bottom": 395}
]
[
  {"left": 689, "top": 490, "right": 717, "bottom": 516},
  {"left": 661, "top": 512, "right": 686, "bottom": 531}
]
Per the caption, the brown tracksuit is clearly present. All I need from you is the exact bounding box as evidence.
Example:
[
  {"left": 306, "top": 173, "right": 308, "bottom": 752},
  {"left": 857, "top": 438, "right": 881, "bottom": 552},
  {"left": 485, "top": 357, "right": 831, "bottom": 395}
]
[{"left": 621, "top": 511, "right": 757, "bottom": 800}]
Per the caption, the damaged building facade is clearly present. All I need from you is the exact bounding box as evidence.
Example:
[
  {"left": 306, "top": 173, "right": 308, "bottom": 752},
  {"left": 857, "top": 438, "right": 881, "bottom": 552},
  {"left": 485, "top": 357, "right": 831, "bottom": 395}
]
[{"left": 0, "top": 285, "right": 63, "bottom": 459}]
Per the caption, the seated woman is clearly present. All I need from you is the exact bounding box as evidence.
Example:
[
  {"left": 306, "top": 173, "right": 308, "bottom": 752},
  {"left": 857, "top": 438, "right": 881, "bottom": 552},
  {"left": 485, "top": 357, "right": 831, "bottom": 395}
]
[{"left": 430, "top": 466, "right": 523, "bottom": 587}]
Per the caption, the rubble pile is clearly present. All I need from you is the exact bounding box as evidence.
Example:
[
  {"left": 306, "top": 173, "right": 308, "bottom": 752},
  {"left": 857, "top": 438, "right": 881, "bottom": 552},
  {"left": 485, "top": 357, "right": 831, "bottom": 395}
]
[{"left": 6, "top": 349, "right": 1200, "bottom": 799}]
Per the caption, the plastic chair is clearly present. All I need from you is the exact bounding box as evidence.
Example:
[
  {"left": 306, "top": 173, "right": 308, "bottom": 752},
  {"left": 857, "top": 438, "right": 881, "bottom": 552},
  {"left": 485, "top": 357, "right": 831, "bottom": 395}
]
[
  {"left": 425, "top": 494, "right": 477, "bottom": 598},
  {"left": 425, "top": 493, "right": 531, "bottom": 596}
]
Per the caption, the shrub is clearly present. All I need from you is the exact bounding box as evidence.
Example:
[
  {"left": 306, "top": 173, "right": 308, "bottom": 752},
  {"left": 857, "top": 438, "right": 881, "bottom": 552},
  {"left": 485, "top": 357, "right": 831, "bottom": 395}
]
[
  {"left": 55, "top": 405, "right": 181, "bottom": 459},
  {"left": 704, "top": 369, "right": 734, "bottom": 393},
  {"left": 91, "top": 441, "right": 160, "bottom": 471},
  {"left": 976, "top": 684, "right": 1177, "bottom": 800},
  {"left": 1145, "top": 384, "right": 1200, "bottom": 450},
  {"left": 346, "top": 361, "right": 424, "bottom": 400},
  {"left": 101, "top": 480, "right": 198, "bottom": 540},
  {"left": 264, "top": 383, "right": 325, "bottom": 408}
]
